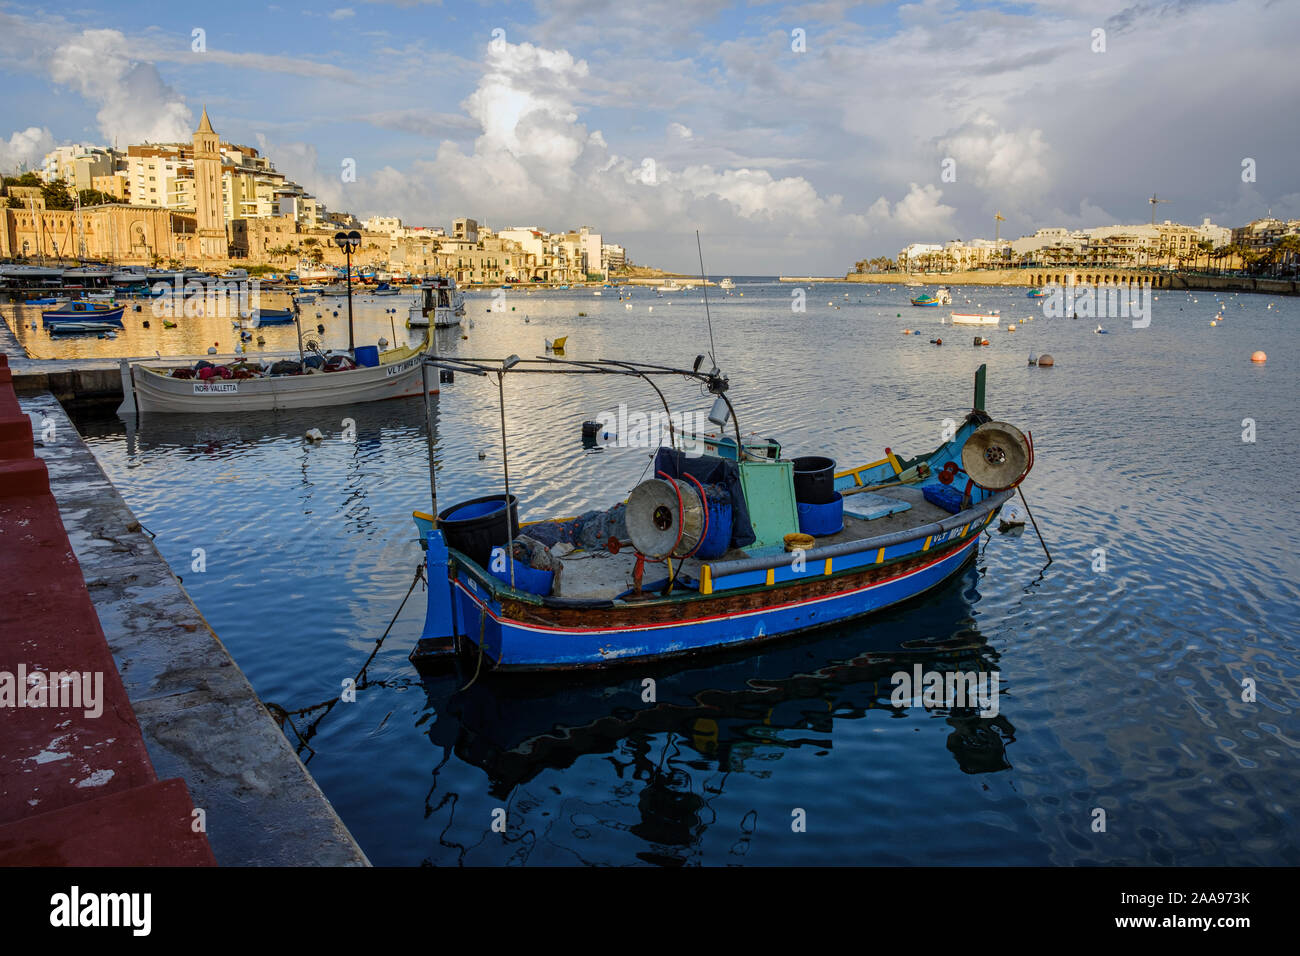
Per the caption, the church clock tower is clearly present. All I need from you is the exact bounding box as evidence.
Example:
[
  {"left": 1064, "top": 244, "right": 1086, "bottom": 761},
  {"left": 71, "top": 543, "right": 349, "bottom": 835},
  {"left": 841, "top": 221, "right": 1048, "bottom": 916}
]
[{"left": 193, "top": 106, "right": 226, "bottom": 260}]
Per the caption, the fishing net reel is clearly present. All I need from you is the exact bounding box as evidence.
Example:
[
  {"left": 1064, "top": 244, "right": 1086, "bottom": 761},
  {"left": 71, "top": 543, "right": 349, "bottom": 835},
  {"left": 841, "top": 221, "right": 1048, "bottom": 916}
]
[
  {"left": 626, "top": 475, "right": 707, "bottom": 560},
  {"left": 961, "top": 421, "right": 1032, "bottom": 490}
]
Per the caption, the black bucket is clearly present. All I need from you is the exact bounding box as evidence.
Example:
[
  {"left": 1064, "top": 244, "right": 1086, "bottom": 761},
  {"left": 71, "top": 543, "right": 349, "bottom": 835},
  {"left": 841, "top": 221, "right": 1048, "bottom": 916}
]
[
  {"left": 791, "top": 456, "right": 836, "bottom": 504},
  {"left": 438, "top": 494, "right": 520, "bottom": 569}
]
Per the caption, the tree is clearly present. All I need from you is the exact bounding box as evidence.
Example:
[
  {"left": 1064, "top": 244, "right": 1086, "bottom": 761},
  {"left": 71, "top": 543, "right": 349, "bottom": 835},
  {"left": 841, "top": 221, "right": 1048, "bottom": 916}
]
[
  {"left": 77, "top": 188, "right": 114, "bottom": 207},
  {"left": 40, "top": 180, "right": 74, "bottom": 210}
]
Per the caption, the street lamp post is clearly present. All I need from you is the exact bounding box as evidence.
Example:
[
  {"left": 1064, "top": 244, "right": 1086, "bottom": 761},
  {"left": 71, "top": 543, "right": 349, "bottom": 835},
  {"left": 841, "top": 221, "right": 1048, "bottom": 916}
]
[{"left": 334, "top": 229, "right": 361, "bottom": 354}]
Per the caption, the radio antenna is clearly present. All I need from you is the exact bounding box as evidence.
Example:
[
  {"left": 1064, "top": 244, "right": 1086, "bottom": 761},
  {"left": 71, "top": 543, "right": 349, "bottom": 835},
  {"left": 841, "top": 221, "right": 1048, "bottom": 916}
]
[{"left": 695, "top": 230, "right": 717, "bottom": 368}]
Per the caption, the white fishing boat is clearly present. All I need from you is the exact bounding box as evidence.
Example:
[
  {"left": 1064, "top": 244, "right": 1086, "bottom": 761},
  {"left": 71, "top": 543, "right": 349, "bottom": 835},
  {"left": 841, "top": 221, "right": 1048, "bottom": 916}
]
[
  {"left": 117, "top": 334, "right": 434, "bottom": 415},
  {"left": 661, "top": 280, "right": 682, "bottom": 292},
  {"left": 407, "top": 275, "right": 465, "bottom": 328},
  {"left": 949, "top": 312, "right": 1001, "bottom": 326},
  {"left": 719, "top": 277, "right": 736, "bottom": 290}
]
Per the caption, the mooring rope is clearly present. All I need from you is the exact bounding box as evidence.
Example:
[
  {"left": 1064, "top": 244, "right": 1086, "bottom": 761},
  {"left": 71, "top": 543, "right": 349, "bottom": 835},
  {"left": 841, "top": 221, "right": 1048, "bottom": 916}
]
[
  {"left": 459, "top": 608, "right": 487, "bottom": 692},
  {"left": 272, "top": 561, "right": 426, "bottom": 722}
]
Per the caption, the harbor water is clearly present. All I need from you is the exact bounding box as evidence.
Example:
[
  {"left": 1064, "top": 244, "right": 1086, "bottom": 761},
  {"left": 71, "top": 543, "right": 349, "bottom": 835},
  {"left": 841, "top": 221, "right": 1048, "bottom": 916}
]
[{"left": 14, "top": 280, "right": 1299, "bottom": 866}]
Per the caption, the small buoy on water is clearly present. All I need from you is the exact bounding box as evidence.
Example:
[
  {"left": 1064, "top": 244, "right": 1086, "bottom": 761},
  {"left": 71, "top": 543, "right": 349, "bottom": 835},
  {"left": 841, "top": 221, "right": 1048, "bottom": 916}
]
[
  {"left": 1037, "top": 354, "right": 1055, "bottom": 366},
  {"left": 317, "top": 323, "right": 325, "bottom": 333},
  {"left": 1251, "top": 350, "right": 1267, "bottom": 363},
  {"left": 142, "top": 320, "right": 150, "bottom": 328},
  {"left": 208, "top": 342, "right": 218, "bottom": 355},
  {"left": 305, "top": 428, "right": 324, "bottom": 442},
  {"left": 257, "top": 335, "right": 266, "bottom": 345},
  {"left": 1028, "top": 353, "right": 1037, "bottom": 365},
  {"left": 478, "top": 450, "right": 487, "bottom": 460}
]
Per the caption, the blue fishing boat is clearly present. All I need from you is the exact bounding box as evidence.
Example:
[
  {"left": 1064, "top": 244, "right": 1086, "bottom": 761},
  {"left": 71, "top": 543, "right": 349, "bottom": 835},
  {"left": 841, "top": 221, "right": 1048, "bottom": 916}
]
[
  {"left": 910, "top": 287, "right": 951, "bottom": 307},
  {"left": 42, "top": 301, "right": 125, "bottom": 328},
  {"left": 247, "top": 308, "right": 295, "bottom": 325},
  {"left": 1026, "top": 288, "right": 1047, "bottom": 298},
  {"left": 412, "top": 359, "right": 1038, "bottom": 672}
]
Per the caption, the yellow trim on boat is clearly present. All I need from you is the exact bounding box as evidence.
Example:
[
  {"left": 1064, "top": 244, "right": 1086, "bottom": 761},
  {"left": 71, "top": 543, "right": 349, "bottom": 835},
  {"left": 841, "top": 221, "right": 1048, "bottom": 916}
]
[
  {"left": 834, "top": 458, "right": 892, "bottom": 486},
  {"left": 413, "top": 509, "right": 436, "bottom": 523},
  {"left": 875, "top": 547, "right": 885, "bottom": 564},
  {"left": 923, "top": 535, "right": 932, "bottom": 551},
  {"left": 960, "top": 522, "right": 970, "bottom": 537},
  {"left": 701, "top": 565, "right": 712, "bottom": 595},
  {"left": 824, "top": 558, "right": 832, "bottom": 575},
  {"left": 765, "top": 568, "right": 775, "bottom": 586},
  {"left": 887, "top": 449, "right": 904, "bottom": 475}
]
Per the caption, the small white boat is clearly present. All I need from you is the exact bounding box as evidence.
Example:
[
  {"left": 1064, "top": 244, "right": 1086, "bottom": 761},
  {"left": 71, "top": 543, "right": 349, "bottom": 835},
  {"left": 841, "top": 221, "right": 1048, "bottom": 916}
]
[
  {"left": 719, "top": 277, "right": 735, "bottom": 290},
  {"left": 118, "top": 334, "right": 434, "bottom": 415},
  {"left": 408, "top": 275, "right": 465, "bottom": 328},
  {"left": 661, "top": 281, "right": 682, "bottom": 292},
  {"left": 950, "top": 312, "right": 1001, "bottom": 326}
]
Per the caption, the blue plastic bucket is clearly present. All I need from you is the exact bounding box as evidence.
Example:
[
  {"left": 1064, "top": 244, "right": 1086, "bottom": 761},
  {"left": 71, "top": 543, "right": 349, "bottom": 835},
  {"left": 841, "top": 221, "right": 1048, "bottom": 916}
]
[
  {"left": 797, "top": 493, "right": 844, "bottom": 536},
  {"left": 354, "top": 345, "right": 380, "bottom": 367},
  {"left": 695, "top": 497, "right": 732, "bottom": 559},
  {"left": 490, "top": 558, "right": 554, "bottom": 596}
]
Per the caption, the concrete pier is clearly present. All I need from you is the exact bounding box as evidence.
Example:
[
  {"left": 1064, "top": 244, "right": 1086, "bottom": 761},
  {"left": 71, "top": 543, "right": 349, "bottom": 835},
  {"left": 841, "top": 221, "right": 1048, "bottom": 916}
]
[{"left": 11, "top": 373, "right": 368, "bottom": 866}]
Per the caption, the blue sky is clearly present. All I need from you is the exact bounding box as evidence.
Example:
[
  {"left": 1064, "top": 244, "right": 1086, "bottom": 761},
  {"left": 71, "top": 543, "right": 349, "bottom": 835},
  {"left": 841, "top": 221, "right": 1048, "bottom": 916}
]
[{"left": 2, "top": 0, "right": 1298, "bottom": 272}]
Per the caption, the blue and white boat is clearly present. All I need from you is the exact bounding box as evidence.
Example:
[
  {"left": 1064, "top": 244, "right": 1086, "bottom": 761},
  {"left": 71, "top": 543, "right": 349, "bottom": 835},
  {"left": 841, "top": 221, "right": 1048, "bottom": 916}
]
[
  {"left": 42, "top": 301, "right": 125, "bottom": 328},
  {"left": 412, "top": 361, "right": 1035, "bottom": 672},
  {"left": 246, "top": 308, "right": 295, "bottom": 325}
]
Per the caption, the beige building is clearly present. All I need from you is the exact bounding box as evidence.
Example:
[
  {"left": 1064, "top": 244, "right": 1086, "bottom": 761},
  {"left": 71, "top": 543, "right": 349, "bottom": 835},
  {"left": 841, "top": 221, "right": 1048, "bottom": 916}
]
[{"left": 0, "top": 202, "right": 197, "bottom": 263}]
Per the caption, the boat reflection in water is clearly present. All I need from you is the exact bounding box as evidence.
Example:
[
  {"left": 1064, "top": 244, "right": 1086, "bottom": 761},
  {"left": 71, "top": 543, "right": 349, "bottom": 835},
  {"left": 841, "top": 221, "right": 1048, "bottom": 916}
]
[{"left": 415, "top": 557, "right": 1016, "bottom": 861}]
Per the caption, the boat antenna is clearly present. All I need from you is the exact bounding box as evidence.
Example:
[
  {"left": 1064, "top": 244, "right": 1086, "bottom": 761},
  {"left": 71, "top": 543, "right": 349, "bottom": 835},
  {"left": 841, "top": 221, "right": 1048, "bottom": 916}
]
[{"left": 695, "top": 230, "right": 717, "bottom": 368}]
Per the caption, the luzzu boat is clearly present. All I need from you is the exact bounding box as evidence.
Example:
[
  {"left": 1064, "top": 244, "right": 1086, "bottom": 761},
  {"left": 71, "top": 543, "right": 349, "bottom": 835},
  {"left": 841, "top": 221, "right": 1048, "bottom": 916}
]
[
  {"left": 117, "top": 332, "right": 435, "bottom": 414},
  {"left": 42, "top": 301, "right": 125, "bottom": 327},
  {"left": 412, "top": 360, "right": 1035, "bottom": 672},
  {"left": 1026, "top": 288, "right": 1048, "bottom": 298},
  {"left": 910, "top": 287, "right": 951, "bottom": 307}
]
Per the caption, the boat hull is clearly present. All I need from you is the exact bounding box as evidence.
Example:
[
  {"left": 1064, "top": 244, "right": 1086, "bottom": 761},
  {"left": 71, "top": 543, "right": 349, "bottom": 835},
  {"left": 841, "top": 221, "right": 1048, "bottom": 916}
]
[
  {"left": 431, "top": 496, "right": 1003, "bottom": 671},
  {"left": 124, "top": 346, "right": 433, "bottom": 414},
  {"left": 949, "top": 313, "right": 1000, "bottom": 325}
]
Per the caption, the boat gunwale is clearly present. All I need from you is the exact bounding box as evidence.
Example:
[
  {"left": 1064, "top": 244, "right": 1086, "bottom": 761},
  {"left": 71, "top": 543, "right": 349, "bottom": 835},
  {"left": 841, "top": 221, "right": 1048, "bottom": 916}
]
[{"left": 443, "top": 487, "right": 1012, "bottom": 612}]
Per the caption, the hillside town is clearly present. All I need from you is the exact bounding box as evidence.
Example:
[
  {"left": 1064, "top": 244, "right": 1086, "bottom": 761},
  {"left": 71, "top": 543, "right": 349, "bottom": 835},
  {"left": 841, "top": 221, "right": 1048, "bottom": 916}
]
[
  {"left": 858, "top": 216, "right": 1300, "bottom": 276},
  {"left": 0, "top": 109, "right": 629, "bottom": 285}
]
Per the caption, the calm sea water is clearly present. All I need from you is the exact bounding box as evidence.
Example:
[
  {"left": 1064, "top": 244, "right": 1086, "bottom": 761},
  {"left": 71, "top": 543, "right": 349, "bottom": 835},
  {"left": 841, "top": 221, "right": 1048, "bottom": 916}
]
[{"left": 20, "top": 279, "right": 1300, "bottom": 866}]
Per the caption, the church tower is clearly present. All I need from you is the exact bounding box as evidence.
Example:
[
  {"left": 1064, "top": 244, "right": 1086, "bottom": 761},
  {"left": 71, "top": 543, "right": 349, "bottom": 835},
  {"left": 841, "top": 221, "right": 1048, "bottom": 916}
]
[{"left": 193, "top": 106, "right": 226, "bottom": 259}]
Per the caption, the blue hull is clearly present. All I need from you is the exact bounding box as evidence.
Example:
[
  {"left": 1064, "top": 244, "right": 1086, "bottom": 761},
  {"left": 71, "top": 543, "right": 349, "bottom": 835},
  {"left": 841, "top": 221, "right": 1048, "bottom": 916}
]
[
  {"left": 43, "top": 306, "right": 125, "bottom": 327},
  {"left": 431, "top": 525, "right": 988, "bottom": 671},
  {"left": 250, "top": 309, "right": 294, "bottom": 324}
]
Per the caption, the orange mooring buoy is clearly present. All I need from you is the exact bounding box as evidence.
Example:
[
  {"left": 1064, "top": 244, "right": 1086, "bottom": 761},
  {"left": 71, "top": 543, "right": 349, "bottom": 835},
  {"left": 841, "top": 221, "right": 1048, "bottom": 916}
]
[
  {"left": 1251, "top": 350, "right": 1267, "bottom": 363},
  {"left": 1037, "top": 354, "right": 1055, "bottom": 367}
]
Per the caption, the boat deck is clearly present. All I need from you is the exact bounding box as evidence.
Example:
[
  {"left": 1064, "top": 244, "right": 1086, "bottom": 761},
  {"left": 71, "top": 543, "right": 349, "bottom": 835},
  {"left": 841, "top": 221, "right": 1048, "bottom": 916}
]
[{"left": 545, "top": 485, "right": 954, "bottom": 601}]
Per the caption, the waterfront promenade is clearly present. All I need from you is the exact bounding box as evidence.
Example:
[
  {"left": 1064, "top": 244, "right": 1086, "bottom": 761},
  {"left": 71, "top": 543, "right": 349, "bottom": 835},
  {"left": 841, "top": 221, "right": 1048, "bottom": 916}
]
[
  {"left": 818, "top": 268, "right": 1299, "bottom": 295},
  {"left": 0, "top": 353, "right": 214, "bottom": 864},
  {"left": 1, "top": 353, "right": 368, "bottom": 865}
]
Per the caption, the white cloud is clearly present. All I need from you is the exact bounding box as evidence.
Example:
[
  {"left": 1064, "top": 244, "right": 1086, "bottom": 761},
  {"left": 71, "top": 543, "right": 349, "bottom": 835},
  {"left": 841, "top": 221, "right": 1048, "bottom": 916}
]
[
  {"left": 936, "top": 113, "right": 1051, "bottom": 210},
  {"left": 49, "top": 30, "right": 192, "bottom": 144},
  {"left": 0, "top": 126, "right": 55, "bottom": 172},
  {"left": 328, "top": 8, "right": 356, "bottom": 20}
]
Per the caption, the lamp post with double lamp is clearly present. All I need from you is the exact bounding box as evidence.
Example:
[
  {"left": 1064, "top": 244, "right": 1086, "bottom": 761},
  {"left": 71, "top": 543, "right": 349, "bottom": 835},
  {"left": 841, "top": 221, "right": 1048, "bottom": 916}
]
[{"left": 334, "top": 229, "right": 361, "bottom": 354}]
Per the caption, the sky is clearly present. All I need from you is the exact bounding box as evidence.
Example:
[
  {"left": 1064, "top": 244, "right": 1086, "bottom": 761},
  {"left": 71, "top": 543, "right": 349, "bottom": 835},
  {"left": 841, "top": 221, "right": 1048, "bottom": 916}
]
[{"left": 0, "top": 0, "right": 1297, "bottom": 274}]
